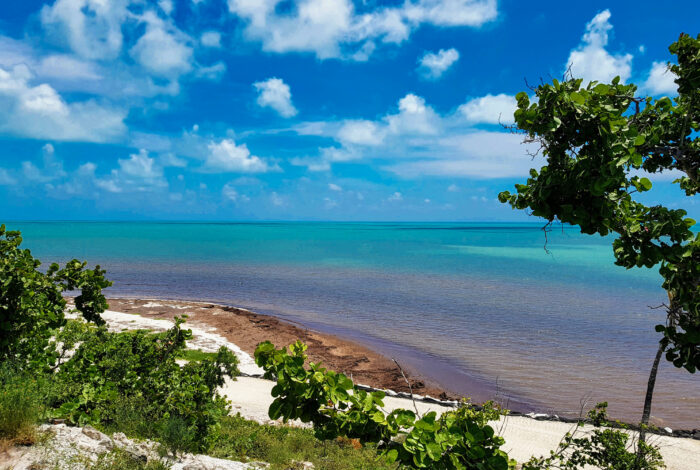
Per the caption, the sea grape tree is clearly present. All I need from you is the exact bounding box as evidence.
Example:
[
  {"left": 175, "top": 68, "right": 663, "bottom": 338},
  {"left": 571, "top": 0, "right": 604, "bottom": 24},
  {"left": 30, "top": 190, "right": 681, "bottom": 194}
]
[
  {"left": 0, "top": 224, "right": 111, "bottom": 369},
  {"left": 499, "top": 33, "right": 699, "bottom": 373},
  {"left": 499, "top": 33, "right": 699, "bottom": 452}
]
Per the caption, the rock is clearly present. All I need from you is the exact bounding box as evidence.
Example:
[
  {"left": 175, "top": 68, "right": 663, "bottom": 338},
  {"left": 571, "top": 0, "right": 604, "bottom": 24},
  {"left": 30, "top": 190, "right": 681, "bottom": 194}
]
[{"left": 664, "top": 427, "right": 673, "bottom": 434}]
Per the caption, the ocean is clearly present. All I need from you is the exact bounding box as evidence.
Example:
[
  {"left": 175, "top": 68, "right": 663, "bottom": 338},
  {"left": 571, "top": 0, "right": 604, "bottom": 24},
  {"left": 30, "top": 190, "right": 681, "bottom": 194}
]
[{"left": 10, "top": 221, "right": 699, "bottom": 428}]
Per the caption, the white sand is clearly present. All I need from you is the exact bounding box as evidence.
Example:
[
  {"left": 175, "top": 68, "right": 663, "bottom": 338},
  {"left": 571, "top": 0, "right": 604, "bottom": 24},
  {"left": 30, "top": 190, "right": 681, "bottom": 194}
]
[
  {"left": 65, "top": 309, "right": 264, "bottom": 376},
  {"left": 222, "top": 377, "right": 700, "bottom": 470},
  {"left": 71, "top": 308, "right": 700, "bottom": 469}
]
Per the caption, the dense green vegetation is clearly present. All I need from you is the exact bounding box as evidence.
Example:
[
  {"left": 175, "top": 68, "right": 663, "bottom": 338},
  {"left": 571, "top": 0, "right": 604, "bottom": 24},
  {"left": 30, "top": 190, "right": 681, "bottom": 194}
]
[
  {"left": 499, "top": 32, "right": 699, "bottom": 460},
  {"left": 499, "top": 33, "right": 699, "bottom": 373}
]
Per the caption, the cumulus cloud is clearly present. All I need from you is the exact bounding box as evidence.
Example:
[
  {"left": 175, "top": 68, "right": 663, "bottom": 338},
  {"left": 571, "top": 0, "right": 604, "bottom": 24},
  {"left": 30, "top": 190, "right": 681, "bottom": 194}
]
[
  {"left": 0, "top": 64, "right": 126, "bottom": 142},
  {"left": 201, "top": 31, "right": 222, "bottom": 48},
  {"left": 22, "top": 143, "right": 67, "bottom": 182},
  {"left": 417, "top": 48, "right": 460, "bottom": 79},
  {"left": 388, "top": 191, "right": 403, "bottom": 201},
  {"left": 253, "top": 77, "right": 298, "bottom": 117},
  {"left": 458, "top": 93, "right": 517, "bottom": 124},
  {"left": 328, "top": 183, "right": 342, "bottom": 191},
  {"left": 386, "top": 94, "right": 441, "bottom": 135},
  {"left": 95, "top": 149, "right": 168, "bottom": 193},
  {"left": 204, "top": 139, "right": 272, "bottom": 173},
  {"left": 643, "top": 61, "right": 678, "bottom": 95},
  {"left": 130, "top": 12, "right": 193, "bottom": 79},
  {"left": 337, "top": 120, "right": 385, "bottom": 146},
  {"left": 227, "top": 0, "right": 497, "bottom": 60},
  {"left": 566, "top": 10, "right": 632, "bottom": 83},
  {"left": 385, "top": 131, "right": 537, "bottom": 178},
  {"left": 40, "top": 0, "right": 130, "bottom": 60},
  {"left": 293, "top": 91, "right": 537, "bottom": 179}
]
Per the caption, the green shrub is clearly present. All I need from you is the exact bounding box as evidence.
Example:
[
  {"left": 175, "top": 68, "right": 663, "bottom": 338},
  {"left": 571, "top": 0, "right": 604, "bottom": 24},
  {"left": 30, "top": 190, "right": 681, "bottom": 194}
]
[
  {"left": 523, "top": 403, "right": 664, "bottom": 470},
  {"left": 0, "top": 224, "right": 110, "bottom": 371},
  {"left": 50, "top": 318, "right": 239, "bottom": 451},
  {"left": 254, "top": 340, "right": 515, "bottom": 470}
]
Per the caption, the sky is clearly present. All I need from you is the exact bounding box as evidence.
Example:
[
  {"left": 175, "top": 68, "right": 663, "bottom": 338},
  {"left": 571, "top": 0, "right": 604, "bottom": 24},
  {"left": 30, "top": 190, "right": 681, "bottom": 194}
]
[{"left": 0, "top": 0, "right": 698, "bottom": 221}]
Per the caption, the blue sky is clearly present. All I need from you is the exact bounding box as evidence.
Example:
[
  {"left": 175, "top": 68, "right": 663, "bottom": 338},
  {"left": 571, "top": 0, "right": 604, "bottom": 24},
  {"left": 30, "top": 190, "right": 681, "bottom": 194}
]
[{"left": 0, "top": 0, "right": 697, "bottom": 221}]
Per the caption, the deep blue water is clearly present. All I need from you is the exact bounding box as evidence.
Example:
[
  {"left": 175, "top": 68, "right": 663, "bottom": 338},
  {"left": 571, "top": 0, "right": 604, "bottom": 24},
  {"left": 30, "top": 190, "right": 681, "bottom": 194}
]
[{"left": 9, "top": 221, "right": 699, "bottom": 428}]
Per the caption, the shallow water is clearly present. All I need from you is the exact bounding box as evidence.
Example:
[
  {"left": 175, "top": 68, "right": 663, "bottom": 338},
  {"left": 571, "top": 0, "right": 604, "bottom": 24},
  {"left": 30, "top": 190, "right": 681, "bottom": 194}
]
[{"left": 11, "top": 221, "right": 699, "bottom": 428}]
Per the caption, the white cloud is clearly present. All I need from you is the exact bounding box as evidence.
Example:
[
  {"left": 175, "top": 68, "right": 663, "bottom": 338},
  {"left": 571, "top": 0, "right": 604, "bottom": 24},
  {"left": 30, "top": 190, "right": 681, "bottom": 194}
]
[
  {"left": 227, "top": 0, "right": 497, "bottom": 60},
  {"left": 337, "top": 120, "right": 385, "bottom": 146},
  {"left": 21, "top": 143, "right": 67, "bottom": 183},
  {"left": 290, "top": 156, "right": 331, "bottom": 172},
  {"left": 222, "top": 183, "right": 250, "bottom": 202},
  {"left": 40, "top": 0, "right": 130, "bottom": 60},
  {"left": 36, "top": 54, "right": 102, "bottom": 81},
  {"left": 566, "top": 10, "right": 632, "bottom": 83},
  {"left": 130, "top": 12, "right": 193, "bottom": 78},
  {"left": 0, "top": 64, "right": 126, "bottom": 142},
  {"left": 643, "top": 61, "right": 677, "bottom": 96},
  {"left": 458, "top": 93, "right": 516, "bottom": 124},
  {"left": 328, "top": 183, "right": 342, "bottom": 191},
  {"left": 388, "top": 191, "right": 403, "bottom": 201},
  {"left": 292, "top": 91, "right": 535, "bottom": 178},
  {"left": 204, "top": 138, "right": 271, "bottom": 173},
  {"left": 160, "top": 152, "right": 187, "bottom": 168},
  {"left": 385, "top": 131, "right": 538, "bottom": 178},
  {"left": 418, "top": 48, "right": 460, "bottom": 79},
  {"left": 201, "top": 31, "right": 222, "bottom": 48},
  {"left": 196, "top": 62, "right": 227, "bottom": 81},
  {"left": 0, "top": 169, "right": 15, "bottom": 185},
  {"left": 158, "top": 0, "right": 174, "bottom": 15},
  {"left": 96, "top": 149, "right": 168, "bottom": 193},
  {"left": 253, "top": 77, "right": 298, "bottom": 118},
  {"left": 386, "top": 94, "right": 441, "bottom": 135},
  {"left": 447, "top": 184, "right": 459, "bottom": 192},
  {"left": 402, "top": 0, "right": 497, "bottom": 27}
]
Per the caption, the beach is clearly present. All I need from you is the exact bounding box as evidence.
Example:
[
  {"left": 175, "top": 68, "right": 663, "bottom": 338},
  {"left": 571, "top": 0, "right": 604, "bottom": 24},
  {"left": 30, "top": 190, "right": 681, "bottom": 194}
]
[
  {"left": 18, "top": 221, "right": 700, "bottom": 429},
  {"left": 68, "top": 297, "right": 700, "bottom": 470}
]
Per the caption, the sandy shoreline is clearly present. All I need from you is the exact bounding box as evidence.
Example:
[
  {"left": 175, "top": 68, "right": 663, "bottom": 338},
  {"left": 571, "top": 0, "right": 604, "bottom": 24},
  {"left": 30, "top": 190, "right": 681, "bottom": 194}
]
[
  {"left": 61, "top": 297, "right": 700, "bottom": 469},
  {"left": 101, "top": 297, "right": 455, "bottom": 400}
]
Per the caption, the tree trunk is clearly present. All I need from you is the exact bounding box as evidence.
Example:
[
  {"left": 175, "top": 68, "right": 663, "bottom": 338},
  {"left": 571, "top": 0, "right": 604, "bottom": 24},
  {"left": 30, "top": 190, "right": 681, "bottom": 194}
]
[{"left": 635, "top": 342, "right": 664, "bottom": 468}]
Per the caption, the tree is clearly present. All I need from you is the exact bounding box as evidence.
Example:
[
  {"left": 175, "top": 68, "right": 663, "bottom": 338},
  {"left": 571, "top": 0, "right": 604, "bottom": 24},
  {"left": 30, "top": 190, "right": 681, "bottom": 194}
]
[
  {"left": 0, "top": 224, "right": 111, "bottom": 369},
  {"left": 499, "top": 33, "right": 699, "bottom": 458}
]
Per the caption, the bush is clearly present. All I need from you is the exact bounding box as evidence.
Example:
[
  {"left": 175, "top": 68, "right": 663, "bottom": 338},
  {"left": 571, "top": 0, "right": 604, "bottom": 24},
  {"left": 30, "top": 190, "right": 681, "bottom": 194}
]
[
  {"left": 523, "top": 403, "right": 664, "bottom": 470},
  {"left": 50, "top": 317, "right": 239, "bottom": 451},
  {"left": 254, "top": 340, "right": 515, "bottom": 470},
  {"left": 0, "top": 224, "right": 110, "bottom": 371}
]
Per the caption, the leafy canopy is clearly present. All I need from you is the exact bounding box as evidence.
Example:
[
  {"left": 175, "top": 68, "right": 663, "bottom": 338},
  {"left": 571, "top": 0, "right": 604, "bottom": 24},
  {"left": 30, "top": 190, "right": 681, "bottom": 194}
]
[
  {"left": 499, "top": 33, "right": 700, "bottom": 372},
  {"left": 255, "top": 340, "right": 515, "bottom": 470},
  {"left": 0, "top": 224, "right": 110, "bottom": 369}
]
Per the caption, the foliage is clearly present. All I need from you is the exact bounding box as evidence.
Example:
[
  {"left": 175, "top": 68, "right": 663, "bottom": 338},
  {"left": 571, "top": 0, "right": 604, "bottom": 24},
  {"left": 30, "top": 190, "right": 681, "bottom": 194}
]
[
  {"left": 254, "top": 340, "right": 515, "bottom": 470},
  {"left": 498, "top": 34, "right": 700, "bottom": 372},
  {"left": 0, "top": 363, "right": 46, "bottom": 445},
  {"left": 523, "top": 403, "right": 663, "bottom": 470},
  {"left": 0, "top": 224, "right": 110, "bottom": 370},
  {"left": 210, "top": 414, "right": 394, "bottom": 470},
  {"left": 50, "top": 318, "right": 239, "bottom": 451}
]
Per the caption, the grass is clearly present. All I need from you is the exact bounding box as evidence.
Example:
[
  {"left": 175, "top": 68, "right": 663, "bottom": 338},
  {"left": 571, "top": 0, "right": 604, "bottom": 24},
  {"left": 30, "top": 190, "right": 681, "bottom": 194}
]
[
  {"left": 175, "top": 349, "right": 219, "bottom": 362},
  {"left": 208, "top": 415, "right": 396, "bottom": 470},
  {"left": 0, "top": 365, "right": 44, "bottom": 447}
]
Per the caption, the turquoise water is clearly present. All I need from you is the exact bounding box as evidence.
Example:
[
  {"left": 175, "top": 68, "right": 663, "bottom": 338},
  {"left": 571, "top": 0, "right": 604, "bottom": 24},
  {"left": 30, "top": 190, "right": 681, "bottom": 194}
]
[{"left": 9, "top": 222, "right": 699, "bottom": 428}]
